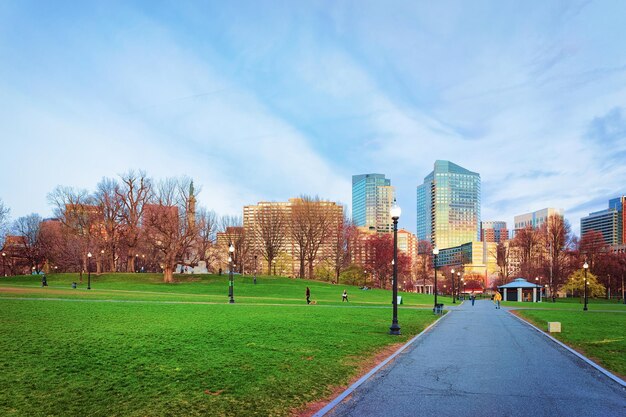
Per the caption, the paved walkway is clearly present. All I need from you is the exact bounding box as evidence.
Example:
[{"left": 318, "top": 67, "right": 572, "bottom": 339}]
[{"left": 326, "top": 300, "right": 626, "bottom": 417}]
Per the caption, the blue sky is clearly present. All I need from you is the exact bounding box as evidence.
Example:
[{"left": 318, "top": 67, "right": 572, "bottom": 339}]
[{"left": 1, "top": 0, "right": 625, "bottom": 236}]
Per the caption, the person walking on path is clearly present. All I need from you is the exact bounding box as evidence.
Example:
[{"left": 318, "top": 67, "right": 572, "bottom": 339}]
[
  {"left": 342, "top": 290, "right": 349, "bottom": 302},
  {"left": 471, "top": 294, "right": 475, "bottom": 306},
  {"left": 306, "top": 287, "right": 311, "bottom": 304},
  {"left": 494, "top": 290, "right": 502, "bottom": 309}
]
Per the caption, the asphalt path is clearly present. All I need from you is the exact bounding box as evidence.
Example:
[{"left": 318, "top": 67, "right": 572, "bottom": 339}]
[{"left": 326, "top": 299, "right": 626, "bottom": 417}]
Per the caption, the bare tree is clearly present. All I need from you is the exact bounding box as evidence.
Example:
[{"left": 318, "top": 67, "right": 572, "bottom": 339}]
[
  {"left": 540, "top": 214, "right": 574, "bottom": 299},
  {"left": 143, "top": 177, "right": 197, "bottom": 283},
  {"left": 48, "top": 186, "right": 99, "bottom": 276},
  {"left": 494, "top": 241, "right": 510, "bottom": 286},
  {"left": 95, "top": 178, "right": 124, "bottom": 272},
  {"left": 291, "top": 196, "right": 341, "bottom": 279},
  {"left": 196, "top": 207, "right": 218, "bottom": 272},
  {"left": 117, "top": 170, "right": 153, "bottom": 272},
  {"left": 12, "top": 214, "right": 45, "bottom": 272},
  {"left": 219, "top": 215, "right": 249, "bottom": 273},
  {"left": 415, "top": 240, "right": 433, "bottom": 293},
  {"left": 0, "top": 198, "right": 9, "bottom": 249},
  {"left": 512, "top": 226, "right": 541, "bottom": 277},
  {"left": 328, "top": 212, "right": 355, "bottom": 284},
  {"left": 254, "top": 204, "right": 287, "bottom": 275}
]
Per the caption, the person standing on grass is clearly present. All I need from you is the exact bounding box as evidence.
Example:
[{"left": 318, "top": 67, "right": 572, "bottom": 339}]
[
  {"left": 494, "top": 290, "right": 502, "bottom": 309},
  {"left": 342, "top": 289, "right": 348, "bottom": 302},
  {"left": 306, "top": 287, "right": 311, "bottom": 304},
  {"left": 41, "top": 274, "right": 47, "bottom": 287}
]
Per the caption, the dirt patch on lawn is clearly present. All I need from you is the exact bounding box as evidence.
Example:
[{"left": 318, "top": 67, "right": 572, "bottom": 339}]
[{"left": 294, "top": 342, "right": 404, "bottom": 417}]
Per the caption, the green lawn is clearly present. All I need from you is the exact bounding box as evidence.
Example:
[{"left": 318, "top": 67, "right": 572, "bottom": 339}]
[
  {"left": 0, "top": 273, "right": 451, "bottom": 306},
  {"left": 516, "top": 309, "right": 626, "bottom": 379},
  {"left": 0, "top": 274, "right": 441, "bottom": 416},
  {"left": 502, "top": 298, "right": 626, "bottom": 311}
]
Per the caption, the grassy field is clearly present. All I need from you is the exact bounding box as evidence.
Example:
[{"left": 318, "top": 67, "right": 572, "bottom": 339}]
[
  {"left": 502, "top": 298, "right": 626, "bottom": 311},
  {"left": 0, "top": 274, "right": 443, "bottom": 416},
  {"left": 514, "top": 309, "right": 626, "bottom": 379},
  {"left": 0, "top": 273, "right": 451, "bottom": 306}
]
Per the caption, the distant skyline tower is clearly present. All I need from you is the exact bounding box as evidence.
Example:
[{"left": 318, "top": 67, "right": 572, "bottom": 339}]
[
  {"left": 481, "top": 221, "right": 509, "bottom": 243},
  {"left": 513, "top": 207, "right": 563, "bottom": 233},
  {"left": 416, "top": 160, "right": 481, "bottom": 250},
  {"left": 352, "top": 173, "right": 395, "bottom": 233},
  {"left": 580, "top": 196, "right": 625, "bottom": 246}
]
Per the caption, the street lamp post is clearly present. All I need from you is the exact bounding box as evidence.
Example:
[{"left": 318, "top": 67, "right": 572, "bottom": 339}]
[
  {"left": 583, "top": 261, "right": 589, "bottom": 311},
  {"left": 535, "top": 277, "right": 540, "bottom": 302},
  {"left": 254, "top": 255, "right": 257, "bottom": 285},
  {"left": 228, "top": 244, "right": 235, "bottom": 303},
  {"left": 2, "top": 252, "right": 6, "bottom": 277},
  {"left": 389, "top": 201, "right": 401, "bottom": 335},
  {"left": 451, "top": 268, "right": 456, "bottom": 303},
  {"left": 87, "top": 252, "right": 92, "bottom": 290},
  {"left": 457, "top": 271, "right": 461, "bottom": 301},
  {"left": 433, "top": 247, "right": 439, "bottom": 313}
]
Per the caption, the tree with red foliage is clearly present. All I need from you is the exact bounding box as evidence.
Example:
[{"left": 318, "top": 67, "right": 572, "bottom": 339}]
[
  {"left": 578, "top": 230, "right": 608, "bottom": 272},
  {"left": 364, "top": 234, "right": 411, "bottom": 289}
]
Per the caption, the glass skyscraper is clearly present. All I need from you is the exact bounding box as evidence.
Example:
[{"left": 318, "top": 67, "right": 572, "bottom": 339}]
[
  {"left": 416, "top": 161, "right": 481, "bottom": 250},
  {"left": 352, "top": 174, "right": 394, "bottom": 233}
]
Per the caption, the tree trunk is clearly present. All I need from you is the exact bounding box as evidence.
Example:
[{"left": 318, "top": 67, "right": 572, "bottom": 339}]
[
  {"left": 163, "top": 265, "right": 174, "bottom": 283},
  {"left": 127, "top": 255, "right": 136, "bottom": 273}
]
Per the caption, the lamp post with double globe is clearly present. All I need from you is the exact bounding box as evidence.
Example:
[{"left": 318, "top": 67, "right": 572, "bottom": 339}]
[
  {"left": 228, "top": 244, "right": 235, "bottom": 303},
  {"left": 583, "top": 261, "right": 589, "bottom": 311},
  {"left": 389, "top": 201, "right": 401, "bottom": 335}
]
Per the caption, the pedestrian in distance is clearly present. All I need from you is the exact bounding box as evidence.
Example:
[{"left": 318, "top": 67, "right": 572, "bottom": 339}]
[
  {"left": 306, "top": 287, "right": 311, "bottom": 304},
  {"left": 494, "top": 290, "right": 502, "bottom": 309},
  {"left": 41, "top": 274, "right": 48, "bottom": 287},
  {"left": 471, "top": 294, "right": 475, "bottom": 306},
  {"left": 342, "top": 289, "right": 348, "bottom": 302}
]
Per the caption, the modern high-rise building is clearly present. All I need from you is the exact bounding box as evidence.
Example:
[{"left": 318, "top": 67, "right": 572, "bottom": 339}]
[
  {"left": 580, "top": 196, "right": 625, "bottom": 246},
  {"left": 352, "top": 174, "right": 395, "bottom": 233},
  {"left": 481, "top": 221, "right": 509, "bottom": 243},
  {"left": 513, "top": 208, "right": 563, "bottom": 232},
  {"left": 416, "top": 160, "right": 481, "bottom": 250}
]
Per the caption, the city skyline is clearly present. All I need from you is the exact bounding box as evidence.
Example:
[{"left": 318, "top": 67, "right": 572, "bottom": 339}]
[{"left": 1, "top": 1, "right": 626, "bottom": 237}]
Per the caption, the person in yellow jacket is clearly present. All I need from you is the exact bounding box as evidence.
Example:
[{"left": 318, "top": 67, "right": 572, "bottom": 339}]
[{"left": 494, "top": 290, "right": 502, "bottom": 309}]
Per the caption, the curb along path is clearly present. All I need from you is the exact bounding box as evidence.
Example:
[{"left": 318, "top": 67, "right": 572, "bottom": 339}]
[{"left": 324, "top": 300, "right": 626, "bottom": 417}]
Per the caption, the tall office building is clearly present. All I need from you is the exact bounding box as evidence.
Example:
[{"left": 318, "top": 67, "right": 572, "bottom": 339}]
[
  {"left": 416, "top": 160, "right": 481, "bottom": 250},
  {"left": 481, "top": 221, "right": 509, "bottom": 243},
  {"left": 513, "top": 208, "right": 563, "bottom": 232},
  {"left": 580, "top": 196, "right": 625, "bottom": 246},
  {"left": 352, "top": 174, "right": 395, "bottom": 233}
]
